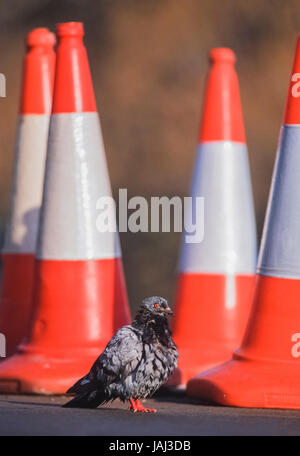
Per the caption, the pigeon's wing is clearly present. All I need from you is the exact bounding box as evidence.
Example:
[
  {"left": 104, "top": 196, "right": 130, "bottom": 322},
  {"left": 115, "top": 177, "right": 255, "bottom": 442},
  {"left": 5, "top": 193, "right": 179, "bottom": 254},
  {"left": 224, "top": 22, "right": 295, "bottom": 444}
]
[{"left": 89, "top": 326, "right": 143, "bottom": 385}]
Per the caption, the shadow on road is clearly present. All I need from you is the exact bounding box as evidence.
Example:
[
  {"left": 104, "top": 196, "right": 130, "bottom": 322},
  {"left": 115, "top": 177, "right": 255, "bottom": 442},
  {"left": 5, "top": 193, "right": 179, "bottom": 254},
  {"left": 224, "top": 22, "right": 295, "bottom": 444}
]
[{"left": 0, "top": 389, "right": 212, "bottom": 410}]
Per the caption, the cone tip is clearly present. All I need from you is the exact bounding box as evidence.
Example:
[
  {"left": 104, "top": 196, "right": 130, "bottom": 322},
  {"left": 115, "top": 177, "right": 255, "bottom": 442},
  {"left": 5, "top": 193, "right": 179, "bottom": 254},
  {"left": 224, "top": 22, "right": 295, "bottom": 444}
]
[
  {"left": 210, "top": 48, "right": 236, "bottom": 64},
  {"left": 199, "top": 46, "right": 245, "bottom": 143},
  {"left": 26, "top": 28, "right": 56, "bottom": 47},
  {"left": 56, "top": 22, "right": 84, "bottom": 37},
  {"left": 283, "top": 37, "right": 300, "bottom": 124}
]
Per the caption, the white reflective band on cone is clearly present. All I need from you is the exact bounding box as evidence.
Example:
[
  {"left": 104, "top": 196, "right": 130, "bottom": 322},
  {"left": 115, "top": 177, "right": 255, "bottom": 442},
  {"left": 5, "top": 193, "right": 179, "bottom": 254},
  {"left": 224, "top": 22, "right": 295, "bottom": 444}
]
[
  {"left": 258, "top": 125, "right": 300, "bottom": 279},
  {"left": 37, "top": 112, "right": 121, "bottom": 260},
  {"left": 3, "top": 115, "right": 50, "bottom": 254},
  {"left": 179, "top": 141, "right": 257, "bottom": 275}
]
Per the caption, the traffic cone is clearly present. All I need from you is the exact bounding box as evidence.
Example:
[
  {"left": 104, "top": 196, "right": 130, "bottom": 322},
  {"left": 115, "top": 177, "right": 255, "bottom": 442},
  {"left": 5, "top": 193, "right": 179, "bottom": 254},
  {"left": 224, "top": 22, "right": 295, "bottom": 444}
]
[
  {"left": 0, "top": 22, "right": 131, "bottom": 394},
  {"left": 0, "top": 28, "right": 55, "bottom": 358},
  {"left": 187, "top": 38, "right": 300, "bottom": 409},
  {"left": 168, "top": 48, "right": 257, "bottom": 387}
]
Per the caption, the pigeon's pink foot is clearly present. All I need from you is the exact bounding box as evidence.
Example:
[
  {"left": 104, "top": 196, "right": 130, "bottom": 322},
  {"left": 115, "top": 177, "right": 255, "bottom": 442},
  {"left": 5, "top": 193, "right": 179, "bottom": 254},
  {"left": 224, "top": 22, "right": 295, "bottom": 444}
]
[
  {"left": 129, "top": 398, "right": 157, "bottom": 413},
  {"left": 135, "top": 399, "right": 157, "bottom": 413}
]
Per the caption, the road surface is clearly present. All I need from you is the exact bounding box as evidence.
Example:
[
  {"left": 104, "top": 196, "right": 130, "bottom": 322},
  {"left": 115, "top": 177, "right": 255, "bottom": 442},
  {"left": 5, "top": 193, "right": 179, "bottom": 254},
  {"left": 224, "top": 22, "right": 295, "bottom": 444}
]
[{"left": 0, "top": 390, "right": 300, "bottom": 435}]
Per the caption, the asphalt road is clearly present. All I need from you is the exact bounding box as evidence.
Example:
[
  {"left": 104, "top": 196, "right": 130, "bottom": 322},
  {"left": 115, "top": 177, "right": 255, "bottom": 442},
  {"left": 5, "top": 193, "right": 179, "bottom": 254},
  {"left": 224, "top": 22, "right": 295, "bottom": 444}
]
[{"left": 0, "top": 390, "right": 300, "bottom": 436}]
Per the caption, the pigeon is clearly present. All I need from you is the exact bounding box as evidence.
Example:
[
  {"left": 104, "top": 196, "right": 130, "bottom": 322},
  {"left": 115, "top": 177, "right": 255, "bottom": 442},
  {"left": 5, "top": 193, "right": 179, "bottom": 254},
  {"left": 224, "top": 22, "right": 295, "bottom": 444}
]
[{"left": 63, "top": 296, "right": 178, "bottom": 412}]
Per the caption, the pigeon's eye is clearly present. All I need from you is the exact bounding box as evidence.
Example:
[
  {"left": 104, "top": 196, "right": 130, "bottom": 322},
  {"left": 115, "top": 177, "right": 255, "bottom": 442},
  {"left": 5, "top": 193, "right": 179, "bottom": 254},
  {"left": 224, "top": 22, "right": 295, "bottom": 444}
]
[{"left": 154, "top": 303, "right": 159, "bottom": 309}]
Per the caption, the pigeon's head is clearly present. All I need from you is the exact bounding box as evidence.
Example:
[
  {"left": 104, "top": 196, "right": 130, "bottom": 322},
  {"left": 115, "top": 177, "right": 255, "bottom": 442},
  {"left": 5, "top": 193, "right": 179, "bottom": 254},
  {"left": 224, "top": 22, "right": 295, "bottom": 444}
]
[{"left": 140, "top": 296, "right": 173, "bottom": 318}]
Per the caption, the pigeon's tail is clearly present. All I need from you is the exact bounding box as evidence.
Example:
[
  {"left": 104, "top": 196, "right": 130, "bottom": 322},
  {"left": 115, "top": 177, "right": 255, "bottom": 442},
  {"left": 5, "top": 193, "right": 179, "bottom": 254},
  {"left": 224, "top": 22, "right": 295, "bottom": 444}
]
[
  {"left": 63, "top": 374, "right": 107, "bottom": 409},
  {"left": 63, "top": 390, "right": 106, "bottom": 409},
  {"left": 66, "top": 375, "right": 91, "bottom": 395}
]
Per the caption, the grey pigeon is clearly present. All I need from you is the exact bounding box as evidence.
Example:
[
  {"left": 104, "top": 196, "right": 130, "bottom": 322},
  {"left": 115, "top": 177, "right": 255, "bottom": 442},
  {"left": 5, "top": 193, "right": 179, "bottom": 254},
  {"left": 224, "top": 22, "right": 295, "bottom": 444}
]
[{"left": 63, "top": 296, "right": 178, "bottom": 412}]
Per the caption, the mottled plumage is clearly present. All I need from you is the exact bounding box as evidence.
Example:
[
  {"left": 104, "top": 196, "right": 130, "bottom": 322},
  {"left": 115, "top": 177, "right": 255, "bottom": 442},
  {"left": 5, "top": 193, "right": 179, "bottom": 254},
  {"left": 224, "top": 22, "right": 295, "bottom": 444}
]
[{"left": 63, "top": 296, "right": 178, "bottom": 412}]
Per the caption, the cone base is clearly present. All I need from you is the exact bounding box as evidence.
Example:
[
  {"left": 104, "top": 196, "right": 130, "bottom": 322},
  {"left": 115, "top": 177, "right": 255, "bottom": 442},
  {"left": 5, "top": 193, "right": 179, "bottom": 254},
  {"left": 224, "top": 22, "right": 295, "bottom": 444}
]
[
  {"left": 0, "top": 257, "right": 131, "bottom": 394},
  {"left": 169, "top": 273, "right": 255, "bottom": 386},
  {"left": 0, "top": 345, "right": 107, "bottom": 394},
  {"left": 0, "top": 254, "right": 35, "bottom": 358},
  {"left": 166, "top": 344, "right": 234, "bottom": 387},
  {"left": 187, "top": 355, "right": 300, "bottom": 409}
]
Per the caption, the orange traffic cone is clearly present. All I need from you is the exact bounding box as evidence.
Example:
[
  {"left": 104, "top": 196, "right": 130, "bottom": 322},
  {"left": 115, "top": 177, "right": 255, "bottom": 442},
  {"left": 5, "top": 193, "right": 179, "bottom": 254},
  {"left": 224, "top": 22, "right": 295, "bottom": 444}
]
[
  {"left": 168, "top": 48, "right": 257, "bottom": 387},
  {"left": 0, "top": 28, "right": 55, "bottom": 358},
  {"left": 187, "top": 38, "right": 300, "bottom": 409},
  {"left": 0, "top": 22, "right": 131, "bottom": 394}
]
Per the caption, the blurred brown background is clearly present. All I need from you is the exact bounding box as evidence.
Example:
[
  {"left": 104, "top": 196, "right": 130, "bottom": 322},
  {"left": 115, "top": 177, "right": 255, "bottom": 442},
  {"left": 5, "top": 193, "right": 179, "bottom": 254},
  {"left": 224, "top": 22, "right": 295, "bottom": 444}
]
[{"left": 0, "top": 0, "right": 299, "bottom": 314}]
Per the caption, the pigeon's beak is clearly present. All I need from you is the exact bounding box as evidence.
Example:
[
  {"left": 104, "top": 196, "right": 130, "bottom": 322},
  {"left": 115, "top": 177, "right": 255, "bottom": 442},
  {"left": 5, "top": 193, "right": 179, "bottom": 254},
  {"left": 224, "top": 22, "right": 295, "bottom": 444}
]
[{"left": 164, "top": 307, "right": 174, "bottom": 316}]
